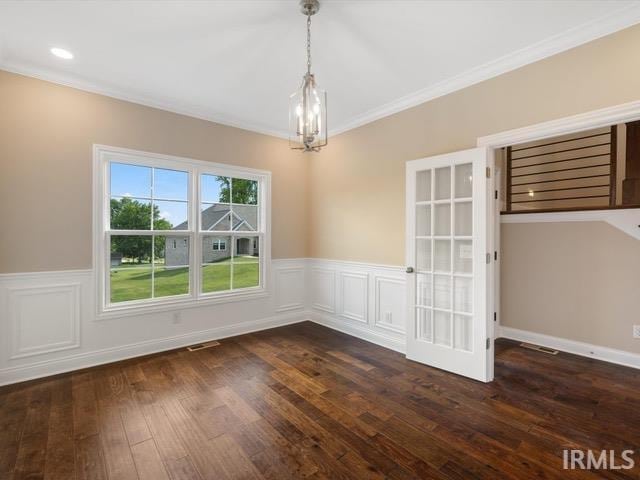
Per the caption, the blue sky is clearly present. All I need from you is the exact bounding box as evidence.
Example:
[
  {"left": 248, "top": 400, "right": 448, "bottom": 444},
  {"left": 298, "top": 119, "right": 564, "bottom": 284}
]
[{"left": 110, "top": 163, "right": 227, "bottom": 228}]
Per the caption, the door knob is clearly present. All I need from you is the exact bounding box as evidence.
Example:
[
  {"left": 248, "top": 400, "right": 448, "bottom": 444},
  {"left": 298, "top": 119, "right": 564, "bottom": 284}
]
[{"left": 406, "top": 267, "right": 414, "bottom": 273}]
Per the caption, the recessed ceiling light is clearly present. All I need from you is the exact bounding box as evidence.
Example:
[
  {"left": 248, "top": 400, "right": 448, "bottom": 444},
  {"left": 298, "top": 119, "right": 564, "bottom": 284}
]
[{"left": 50, "top": 47, "right": 73, "bottom": 60}]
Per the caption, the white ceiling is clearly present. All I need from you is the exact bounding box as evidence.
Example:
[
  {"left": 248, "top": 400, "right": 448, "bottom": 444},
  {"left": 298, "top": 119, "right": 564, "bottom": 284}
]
[{"left": 1, "top": 1, "right": 639, "bottom": 138}]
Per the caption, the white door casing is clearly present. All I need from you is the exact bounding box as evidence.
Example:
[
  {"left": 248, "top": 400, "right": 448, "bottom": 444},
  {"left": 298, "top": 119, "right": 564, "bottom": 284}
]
[{"left": 405, "top": 147, "right": 494, "bottom": 382}]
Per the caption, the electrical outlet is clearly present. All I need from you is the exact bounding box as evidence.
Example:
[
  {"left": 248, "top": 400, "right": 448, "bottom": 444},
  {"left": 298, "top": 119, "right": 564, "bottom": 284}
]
[
  {"left": 633, "top": 325, "right": 640, "bottom": 339},
  {"left": 384, "top": 311, "right": 392, "bottom": 323},
  {"left": 172, "top": 311, "right": 182, "bottom": 325}
]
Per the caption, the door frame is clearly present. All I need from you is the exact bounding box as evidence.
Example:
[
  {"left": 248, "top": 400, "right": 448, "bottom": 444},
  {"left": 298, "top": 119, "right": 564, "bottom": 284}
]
[{"left": 476, "top": 100, "right": 640, "bottom": 350}]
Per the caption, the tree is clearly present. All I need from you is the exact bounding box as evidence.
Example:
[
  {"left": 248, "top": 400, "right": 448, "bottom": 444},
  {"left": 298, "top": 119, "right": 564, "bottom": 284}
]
[
  {"left": 110, "top": 198, "right": 171, "bottom": 263},
  {"left": 216, "top": 177, "right": 257, "bottom": 205}
]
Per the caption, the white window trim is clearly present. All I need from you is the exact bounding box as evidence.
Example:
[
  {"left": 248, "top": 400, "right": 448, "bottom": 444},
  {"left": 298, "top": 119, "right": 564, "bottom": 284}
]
[{"left": 93, "top": 144, "right": 271, "bottom": 319}]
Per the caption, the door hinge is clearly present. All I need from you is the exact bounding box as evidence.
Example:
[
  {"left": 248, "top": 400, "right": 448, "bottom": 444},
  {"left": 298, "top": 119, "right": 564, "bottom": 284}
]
[
  {"left": 494, "top": 190, "right": 498, "bottom": 200},
  {"left": 494, "top": 251, "right": 498, "bottom": 261},
  {"left": 486, "top": 253, "right": 491, "bottom": 264},
  {"left": 486, "top": 167, "right": 491, "bottom": 178},
  {"left": 486, "top": 338, "right": 491, "bottom": 350},
  {"left": 493, "top": 312, "right": 497, "bottom": 322}
]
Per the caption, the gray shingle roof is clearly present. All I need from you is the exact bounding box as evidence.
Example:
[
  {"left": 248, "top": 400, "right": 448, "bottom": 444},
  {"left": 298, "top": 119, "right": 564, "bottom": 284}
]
[{"left": 173, "top": 203, "right": 257, "bottom": 231}]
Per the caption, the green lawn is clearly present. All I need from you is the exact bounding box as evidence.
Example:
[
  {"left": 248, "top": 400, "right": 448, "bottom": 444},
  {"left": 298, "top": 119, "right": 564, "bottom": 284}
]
[{"left": 110, "top": 257, "right": 259, "bottom": 303}]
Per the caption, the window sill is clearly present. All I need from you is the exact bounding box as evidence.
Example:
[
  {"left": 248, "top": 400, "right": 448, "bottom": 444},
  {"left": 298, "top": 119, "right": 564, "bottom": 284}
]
[{"left": 96, "top": 288, "right": 270, "bottom": 321}]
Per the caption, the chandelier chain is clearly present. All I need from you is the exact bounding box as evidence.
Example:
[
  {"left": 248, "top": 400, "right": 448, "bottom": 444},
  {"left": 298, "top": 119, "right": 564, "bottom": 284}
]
[{"left": 306, "top": 14, "right": 312, "bottom": 74}]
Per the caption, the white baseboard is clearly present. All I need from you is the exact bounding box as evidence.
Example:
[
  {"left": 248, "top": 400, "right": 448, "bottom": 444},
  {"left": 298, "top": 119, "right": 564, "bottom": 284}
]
[
  {"left": 310, "top": 311, "right": 405, "bottom": 354},
  {"left": 498, "top": 326, "right": 640, "bottom": 370},
  {"left": 0, "top": 312, "right": 307, "bottom": 387}
]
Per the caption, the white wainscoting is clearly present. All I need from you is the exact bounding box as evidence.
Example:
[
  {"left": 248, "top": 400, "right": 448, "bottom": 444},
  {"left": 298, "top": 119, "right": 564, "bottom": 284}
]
[
  {"left": 308, "top": 259, "right": 407, "bottom": 353},
  {"left": 310, "top": 268, "right": 336, "bottom": 313},
  {"left": 274, "top": 266, "right": 306, "bottom": 313},
  {"left": 337, "top": 272, "right": 369, "bottom": 324},
  {"left": 5, "top": 257, "right": 640, "bottom": 386},
  {"left": 0, "top": 259, "right": 308, "bottom": 386}
]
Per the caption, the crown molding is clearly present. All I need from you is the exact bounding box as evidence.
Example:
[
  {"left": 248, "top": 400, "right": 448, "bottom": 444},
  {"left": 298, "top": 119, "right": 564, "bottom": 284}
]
[
  {"left": 329, "top": 4, "right": 640, "bottom": 136},
  {"left": 0, "top": 60, "right": 290, "bottom": 140},
  {"left": 1, "top": 4, "right": 639, "bottom": 140}
]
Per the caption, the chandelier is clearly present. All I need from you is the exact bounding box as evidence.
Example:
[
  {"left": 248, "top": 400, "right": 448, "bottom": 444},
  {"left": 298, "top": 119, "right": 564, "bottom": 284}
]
[{"left": 289, "top": 0, "right": 327, "bottom": 152}]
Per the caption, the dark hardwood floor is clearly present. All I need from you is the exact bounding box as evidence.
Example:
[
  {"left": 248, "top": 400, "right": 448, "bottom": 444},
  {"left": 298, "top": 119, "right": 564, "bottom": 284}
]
[{"left": 1, "top": 321, "right": 640, "bottom": 479}]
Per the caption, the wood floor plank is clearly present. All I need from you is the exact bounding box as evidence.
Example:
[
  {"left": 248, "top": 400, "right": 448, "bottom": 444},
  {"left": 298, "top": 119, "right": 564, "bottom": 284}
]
[
  {"left": 75, "top": 434, "right": 108, "bottom": 480},
  {"left": 97, "top": 404, "right": 139, "bottom": 480},
  {"left": 72, "top": 372, "right": 99, "bottom": 440},
  {"left": 0, "top": 387, "right": 30, "bottom": 478},
  {"left": 130, "top": 439, "right": 170, "bottom": 480},
  {"left": 2, "top": 322, "right": 640, "bottom": 479},
  {"left": 12, "top": 382, "right": 52, "bottom": 480},
  {"left": 44, "top": 377, "right": 75, "bottom": 480},
  {"left": 164, "top": 455, "right": 202, "bottom": 480}
]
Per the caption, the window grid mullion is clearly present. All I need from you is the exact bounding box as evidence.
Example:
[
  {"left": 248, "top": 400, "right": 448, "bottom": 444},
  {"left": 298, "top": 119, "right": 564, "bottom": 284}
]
[{"left": 105, "top": 156, "right": 265, "bottom": 310}]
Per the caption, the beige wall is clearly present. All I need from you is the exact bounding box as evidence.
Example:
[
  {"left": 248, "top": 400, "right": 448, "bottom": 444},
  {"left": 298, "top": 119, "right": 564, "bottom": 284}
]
[
  {"left": 2, "top": 24, "right": 640, "bottom": 353},
  {"left": 310, "top": 24, "right": 640, "bottom": 265},
  {"left": 0, "top": 70, "right": 309, "bottom": 273},
  {"left": 501, "top": 222, "right": 640, "bottom": 353},
  {"left": 309, "top": 24, "right": 640, "bottom": 353}
]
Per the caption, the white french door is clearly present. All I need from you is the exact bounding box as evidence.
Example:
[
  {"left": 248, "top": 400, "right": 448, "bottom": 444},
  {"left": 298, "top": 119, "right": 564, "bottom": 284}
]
[{"left": 405, "top": 147, "right": 494, "bottom": 382}]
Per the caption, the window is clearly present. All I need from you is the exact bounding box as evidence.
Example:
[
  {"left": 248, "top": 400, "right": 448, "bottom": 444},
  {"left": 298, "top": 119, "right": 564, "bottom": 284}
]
[
  {"left": 95, "top": 146, "right": 270, "bottom": 314},
  {"left": 212, "top": 239, "right": 227, "bottom": 251}
]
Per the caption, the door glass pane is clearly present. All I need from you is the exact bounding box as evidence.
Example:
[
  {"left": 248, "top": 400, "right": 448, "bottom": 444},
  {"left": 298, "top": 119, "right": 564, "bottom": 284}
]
[
  {"left": 454, "top": 314, "right": 472, "bottom": 351},
  {"left": 434, "top": 204, "right": 451, "bottom": 235},
  {"left": 454, "top": 240, "right": 473, "bottom": 274},
  {"left": 416, "top": 205, "right": 431, "bottom": 236},
  {"left": 417, "top": 308, "right": 432, "bottom": 342},
  {"left": 416, "top": 170, "right": 431, "bottom": 202},
  {"left": 434, "top": 310, "right": 452, "bottom": 347},
  {"left": 455, "top": 163, "right": 473, "bottom": 198},
  {"left": 454, "top": 277, "right": 472, "bottom": 313},
  {"left": 433, "top": 240, "right": 451, "bottom": 272},
  {"left": 416, "top": 274, "right": 431, "bottom": 306},
  {"left": 155, "top": 236, "right": 189, "bottom": 298},
  {"left": 416, "top": 239, "right": 431, "bottom": 272},
  {"left": 434, "top": 275, "right": 451, "bottom": 310},
  {"left": 454, "top": 202, "right": 472, "bottom": 236},
  {"left": 202, "top": 236, "right": 231, "bottom": 293},
  {"left": 435, "top": 167, "right": 451, "bottom": 200}
]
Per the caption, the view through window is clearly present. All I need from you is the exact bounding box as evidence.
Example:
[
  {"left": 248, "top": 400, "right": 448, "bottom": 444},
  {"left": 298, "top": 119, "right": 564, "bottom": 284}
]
[{"left": 104, "top": 154, "right": 266, "bottom": 309}]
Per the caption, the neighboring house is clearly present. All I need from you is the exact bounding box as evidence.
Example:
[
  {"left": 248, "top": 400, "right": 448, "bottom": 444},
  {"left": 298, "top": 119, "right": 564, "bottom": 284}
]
[
  {"left": 110, "top": 252, "right": 123, "bottom": 267},
  {"left": 165, "top": 204, "right": 258, "bottom": 267}
]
